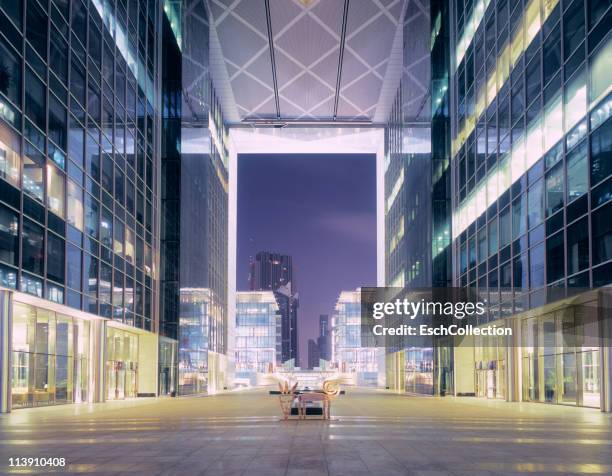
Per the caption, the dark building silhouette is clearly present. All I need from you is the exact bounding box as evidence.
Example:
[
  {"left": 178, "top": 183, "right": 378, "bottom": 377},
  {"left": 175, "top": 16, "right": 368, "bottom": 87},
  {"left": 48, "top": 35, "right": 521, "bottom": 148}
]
[
  {"left": 249, "top": 252, "right": 294, "bottom": 291},
  {"left": 316, "top": 314, "right": 330, "bottom": 362},
  {"left": 249, "top": 252, "right": 299, "bottom": 366},
  {"left": 308, "top": 339, "right": 320, "bottom": 370}
]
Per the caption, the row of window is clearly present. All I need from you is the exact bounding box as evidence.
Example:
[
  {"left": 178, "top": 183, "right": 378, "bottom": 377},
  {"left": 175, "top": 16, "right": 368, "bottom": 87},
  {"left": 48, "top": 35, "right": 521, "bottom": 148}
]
[{"left": 454, "top": 2, "right": 610, "bottom": 205}]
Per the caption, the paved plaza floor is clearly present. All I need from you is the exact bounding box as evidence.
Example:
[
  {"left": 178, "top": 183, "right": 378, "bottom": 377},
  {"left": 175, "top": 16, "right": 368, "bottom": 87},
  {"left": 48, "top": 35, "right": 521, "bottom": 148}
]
[{"left": 1, "top": 388, "right": 611, "bottom": 475}]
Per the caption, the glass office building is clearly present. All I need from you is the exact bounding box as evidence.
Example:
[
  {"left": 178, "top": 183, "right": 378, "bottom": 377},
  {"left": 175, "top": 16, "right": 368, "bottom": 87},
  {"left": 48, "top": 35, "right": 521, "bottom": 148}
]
[
  {"left": 0, "top": 0, "right": 163, "bottom": 411},
  {"left": 450, "top": 0, "right": 612, "bottom": 408},
  {"left": 384, "top": 0, "right": 454, "bottom": 396},
  {"left": 235, "top": 291, "right": 281, "bottom": 385},
  {"left": 332, "top": 290, "right": 379, "bottom": 387}
]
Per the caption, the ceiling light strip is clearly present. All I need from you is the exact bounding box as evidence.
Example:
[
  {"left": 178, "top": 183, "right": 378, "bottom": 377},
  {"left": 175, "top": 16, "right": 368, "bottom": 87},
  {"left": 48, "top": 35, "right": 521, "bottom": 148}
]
[
  {"left": 264, "top": 0, "right": 281, "bottom": 119},
  {"left": 333, "top": 0, "right": 350, "bottom": 120}
]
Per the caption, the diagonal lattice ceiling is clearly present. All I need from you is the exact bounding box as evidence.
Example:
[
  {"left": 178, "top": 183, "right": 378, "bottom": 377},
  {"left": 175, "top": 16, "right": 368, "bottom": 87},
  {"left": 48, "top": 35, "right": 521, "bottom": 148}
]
[{"left": 208, "top": 0, "right": 407, "bottom": 124}]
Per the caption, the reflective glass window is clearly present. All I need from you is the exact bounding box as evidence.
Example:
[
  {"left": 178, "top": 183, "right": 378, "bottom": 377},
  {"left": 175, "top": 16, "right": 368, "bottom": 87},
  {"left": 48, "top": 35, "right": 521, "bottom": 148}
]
[
  {"left": 0, "top": 37, "right": 21, "bottom": 107},
  {"left": 71, "top": 0, "right": 87, "bottom": 47},
  {"left": 567, "top": 140, "right": 588, "bottom": 202},
  {"left": 66, "top": 242, "right": 81, "bottom": 290},
  {"left": 488, "top": 218, "right": 498, "bottom": 256},
  {"left": 528, "top": 179, "right": 544, "bottom": 229},
  {"left": 545, "top": 164, "right": 564, "bottom": 217},
  {"left": 589, "top": 36, "right": 612, "bottom": 106},
  {"left": 82, "top": 253, "right": 98, "bottom": 297},
  {"left": 102, "top": 154, "right": 113, "bottom": 192},
  {"left": 68, "top": 122, "right": 85, "bottom": 167},
  {"left": 565, "top": 66, "right": 587, "bottom": 132},
  {"left": 86, "top": 133, "right": 100, "bottom": 183},
  {"left": 529, "top": 242, "right": 545, "bottom": 288},
  {"left": 543, "top": 24, "right": 561, "bottom": 86},
  {"left": 0, "top": 203, "right": 18, "bottom": 266},
  {"left": 50, "top": 25, "right": 68, "bottom": 81},
  {"left": 70, "top": 59, "right": 86, "bottom": 107},
  {"left": 592, "top": 203, "right": 612, "bottom": 266},
  {"left": 23, "top": 142, "right": 44, "bottom": 202},
  {"left": 49, "top": 95, "right": 67, "bottom": 151},
  {"left": 125, "top": 227, "right": 135, "bottom": 264},
  {"left": 499, "top": 206, "right": 511, "bottom": 247},
  {"left": 26, "top": 0, "right": 47, "bottom": 60},
  {"left": 526, "top": 57, "right": 540, "bottom": 106},
  {"left": 47, "top": 233, "right": 65, "bottom": 284},
  {"left": 67, "top": 179, "right": 83, "bottom": 231},
  {"left": 100, "top": 206, "right": 113, "bottom": 249},
  {"left": 25, "top": 69, "right": 46, "bottom": 132},
  {"left": 22, "top": 218, "right": 44, "bottom": 276},
  {"left": 546, "top": 231, "right": 564, "bottom": 283},
  {"left": 113, "top": 219, "right": 124, "bottom": 257},
  {"left": 84, "top": 193, "right": 99, "bottom": 239},
  {"left": 563, "top": 0, "right": 585, "bottom": 58},
  {"left": 590, "top": 117, "right": 612, "bottom": 187},
  {"left": 0, "top": 0, "right": 23, "bottom": 28},
  {"left": 543, "top": 93, "right": 563, "bottom": 151},
  {"left": 512, "top": 194, "right": 526, "bottom": 239},
  {"left": 567, "top": 217, "right": 589, "bottom": 275}
]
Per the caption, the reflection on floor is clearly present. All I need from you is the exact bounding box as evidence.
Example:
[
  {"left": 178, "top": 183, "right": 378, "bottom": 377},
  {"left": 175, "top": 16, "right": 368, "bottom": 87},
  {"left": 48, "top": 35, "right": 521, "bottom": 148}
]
[{"left": 1, "top": 387, "right": 611, "bottom": 475}]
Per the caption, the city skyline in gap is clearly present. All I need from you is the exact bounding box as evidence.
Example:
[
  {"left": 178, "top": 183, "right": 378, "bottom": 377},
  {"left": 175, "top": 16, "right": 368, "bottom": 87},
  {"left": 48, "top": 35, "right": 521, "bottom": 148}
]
[{"left": 237, "top": 154, "right": 377, "bottom": 366}]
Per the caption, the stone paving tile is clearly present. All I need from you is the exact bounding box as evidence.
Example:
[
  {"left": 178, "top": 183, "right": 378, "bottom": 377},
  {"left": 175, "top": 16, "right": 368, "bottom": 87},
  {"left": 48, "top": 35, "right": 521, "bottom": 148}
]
[{"left": 1, "top": 388, "right": 612, "bottom": 475}]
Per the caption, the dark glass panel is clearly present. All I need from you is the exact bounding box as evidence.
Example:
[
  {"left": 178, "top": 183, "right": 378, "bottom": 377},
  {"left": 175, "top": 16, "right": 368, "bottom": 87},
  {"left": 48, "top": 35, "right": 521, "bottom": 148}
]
[
  {"left": 46, "top": 232, "right": 65, "bottom": 283},
  {"left": 22, "top": 218, "right": 44, "bottom": 275}
]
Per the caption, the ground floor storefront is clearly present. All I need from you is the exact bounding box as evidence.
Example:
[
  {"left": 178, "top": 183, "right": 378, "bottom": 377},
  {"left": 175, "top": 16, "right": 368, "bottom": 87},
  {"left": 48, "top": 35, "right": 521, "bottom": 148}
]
[
  {"left": 385, "top": 289, "right": 612, "bottom": 411},
  {"left": 455, "top": 288, "right": 611, "bottom": 410},
  {"left": 0, "top": 290, "right": 161, "bottom": 412}
]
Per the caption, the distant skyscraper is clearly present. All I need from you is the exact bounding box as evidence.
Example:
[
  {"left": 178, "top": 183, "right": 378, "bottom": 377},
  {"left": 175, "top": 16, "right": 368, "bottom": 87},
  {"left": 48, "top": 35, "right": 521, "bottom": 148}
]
[
  {"left": 249, "top": 252, "right": 295, "bottom": 291},
  {"left": 307, "top": 339, "right": 320, "bottom": 369},
  {"left": 317, "top": 314, "right": 330, "bottom": 362},
  {"left": 249, "top": 252, "right": 299, "bottom": 366}
]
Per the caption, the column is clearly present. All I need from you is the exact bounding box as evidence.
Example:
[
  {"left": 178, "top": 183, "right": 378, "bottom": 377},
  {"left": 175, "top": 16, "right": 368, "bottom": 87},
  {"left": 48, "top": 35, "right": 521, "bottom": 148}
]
[
  {"left": 600, "top": 289, "right": 612, "bottom": 413},
  {"left": 89, "top": 319, "right": 106, "bottom": 403},
  {"left": 0, "top": 290, "right": 12, "bottom": 413}
]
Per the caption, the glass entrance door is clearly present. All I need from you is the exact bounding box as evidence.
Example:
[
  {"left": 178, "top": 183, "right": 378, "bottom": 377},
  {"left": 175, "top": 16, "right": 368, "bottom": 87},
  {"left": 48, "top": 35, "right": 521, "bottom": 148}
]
[{"left": 581, "top": 349, "right": 600, "bottom": 408}]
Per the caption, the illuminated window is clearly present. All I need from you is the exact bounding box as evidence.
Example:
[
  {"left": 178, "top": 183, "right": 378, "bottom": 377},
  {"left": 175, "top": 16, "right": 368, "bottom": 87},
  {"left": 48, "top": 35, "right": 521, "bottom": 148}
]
[
  {"left": 67, "top": 180, "right": 83, "bottom": 230},
  {"left": 543, "top": 94, "right": 563, "bottom": 151},
  {"left": 525, "top": 0, "right": 541, "bottom": 45},
  {"left": 46, "top": 163, "right": 65, "bottom": 218},
  {"left": 589, "top": 36, "right": 612, "bottom": 107},
  {"left": 564, "top": 67, "right": 587, "bottom": 132},
  {"left": 566, "top": 140, "right": 588, "bottom": 202},
  {"left": 23, "top": 142, "right": 44, "bottom": 202},
  {"left": 125, "top": 227, "right": 135, "bottom": 263},
  {"left": 0, "top": 121, "right": 21, "bottom": 187}
]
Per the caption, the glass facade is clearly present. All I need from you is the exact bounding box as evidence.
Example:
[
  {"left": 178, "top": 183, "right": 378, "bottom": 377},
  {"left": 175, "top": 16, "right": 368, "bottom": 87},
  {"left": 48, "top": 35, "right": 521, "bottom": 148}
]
[
  {"left": 384, "top": 0, "right": 453, "bottom": 396},
  {"left": 170, "top": 0, "right": 229, "bottom": 396},
  {"left": 452, "top": 0, "right": 612, "bottom": 298},
  {"left": 235, "top": 291, "right": 280, "bottom": 383},
  {"left": 0, "top": 0, "right": 160, "bottom": 328},
  {"left": 520, "top": 302, "right": 601, "bottom": 407},
  {"left": 332, "top": 290, "right": 378, "bottom": 386},
  {"left": 449, "top": 0, "right": 611, "bottom": 408},
  {"left": 11, "top": 301, "right": 90, "bottom": 408},
  {"left": 178, "top": 288, "right": 211, "bottom": 395}
]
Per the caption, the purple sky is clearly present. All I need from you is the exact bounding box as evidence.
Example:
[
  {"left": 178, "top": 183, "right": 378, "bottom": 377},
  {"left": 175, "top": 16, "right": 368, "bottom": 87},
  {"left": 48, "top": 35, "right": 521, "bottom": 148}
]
[{"left": 237, "top": 154, "right": 377, "bottom": 365}]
